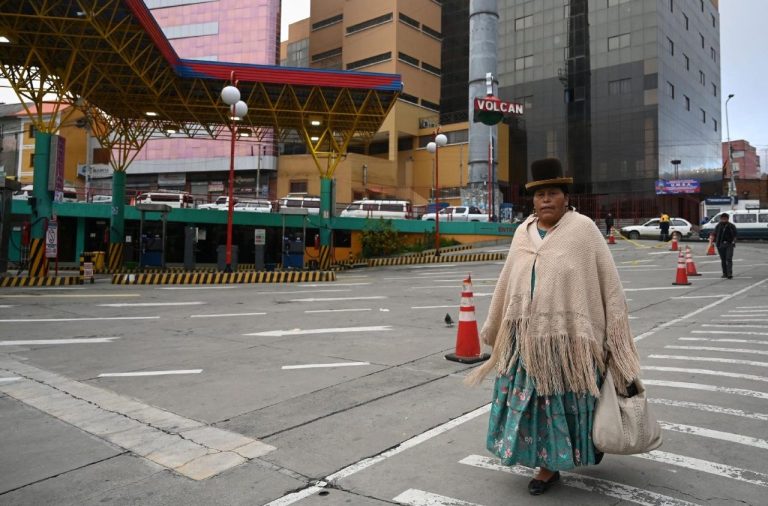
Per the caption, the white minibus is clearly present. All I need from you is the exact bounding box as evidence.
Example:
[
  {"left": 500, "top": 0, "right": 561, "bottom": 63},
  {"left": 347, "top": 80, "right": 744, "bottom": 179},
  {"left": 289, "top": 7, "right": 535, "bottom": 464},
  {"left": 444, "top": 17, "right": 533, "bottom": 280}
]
[
  {"left": 699, "top": 209, "right": 768, "bottom": 240},
  {"left": 135, "top": 191, "right": 194, "bottom": 208},
  {"left": 340, "top": 199, "right": 412, "bottom": 219},
  {"left": 277, "top": 193, "right": 320, "bottom": 215}
]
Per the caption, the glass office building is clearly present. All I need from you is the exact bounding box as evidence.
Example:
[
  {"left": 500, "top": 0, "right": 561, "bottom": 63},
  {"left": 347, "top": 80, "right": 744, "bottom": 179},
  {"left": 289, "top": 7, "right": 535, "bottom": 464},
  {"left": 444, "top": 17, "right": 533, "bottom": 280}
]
[{"left": 496, "top": 0, "right": 723, "bottom": 212}]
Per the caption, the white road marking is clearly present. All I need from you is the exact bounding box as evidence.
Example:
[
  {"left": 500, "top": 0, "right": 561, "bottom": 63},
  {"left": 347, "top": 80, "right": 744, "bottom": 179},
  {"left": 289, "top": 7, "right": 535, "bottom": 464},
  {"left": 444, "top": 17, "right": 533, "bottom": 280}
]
[
  {"left": 287, "top": 296, "right": 386, "bottom": 302},
  {"left": 412, "top": 305, "right": 458, "bottom": 309},
  {"left": 620, "top": 259, "right": 656, "bottom": 264},
  {"left": 737, "top": 306, "right": 768, "bottom": 309},
  {"left": 649, "top": 354, "right": 768, "bottom": 368},
  {"left": 98, "top": 302, "right": 206, "bottom": 307},
  {"left": 683, "top": 336, "right": 768, "bottom": 345},
  {"left": 642, "top": 379, "right": 768, "bottom": 400},
  {"left": 701, "top": 324, "right": 768, "bottom": 329},
  {"left": 729, "top": 309, "right": 768, "bottom": 313},
  {"left": 190, "top": 312, "right": 266, "bottom": 318},
  {"left": 720, "top": 315, "right": 768, "bottom": 319},
  {"left": 0, "top": 305, "right": 16, "bottom": 308},
  {"left": 624, "top": 287, "right": 691, "bottom": 292},
  {"left": 459, "top": 455, "right": 698, "bottom": 506},
  {"left": 644, "top": 365, "right": 768, "bottom": 383},
  {"left": 281, "top": 362, "right": 370, "bottom": 370},
  {"left": 410, "top": 285, "right": 464, "bottom": 289},
  {"left": 302, "top": 283, "right": 371, "bottom": 287},
  {"left": 393, "top": 489, "right": 481, "bottom": 506},
  {"left": 648, "top": 251, "right": 675, "bottom": 255},
  {"left": 0, "top": 338, "right": 118, "bottom": 346},
  {"left": 0, "top": 316, "right": 160, "bottom": 323},
  {"left": 304, "top": 308, "right": 372, "bottom": 314},
  {"left": 648, "top": 398, "right": 768, "bottom": 421},
  {"left": 634, "top": 451, "right": 768, "bottom": 488},
  {"left": 665, "top": 345, "right": 768, "bottom": 356},
  {"left": 634, "top": 278, "right": 768, "bottom": 342},
  {"left": 659, "top": 421, "right": 768, "bottom": 450},
  {"left": 692, "top": 330, "right": 768, "bottom": 336},
  {"left": 256, "top": 289, "right": 351, "bottom": 295},
  {"left": 672, "top": 295, "right": 730, "bottom": 299},
  {"left": 245, "top": 326, "right": 392, "bottom": 337},
  {"left": 263, "top": 404, "right": 491, "bottom": 506},
  {"left": 0, "top": 377, "right": 22, "bottom": 384},
  {"left": 713, "top": 319, "right": 768, "bottom": 323},
  {"left": 98, "top": 369, "right": 202, "bottom": 377},
  {"left": 0, "top": 294, "right": 140, "bottom": 298},
  {"left": 159, "top": 286, "right": 236, "bottom": 290},
  {"left": 407, "top": 264, "right": 458, "bottom": 269}
]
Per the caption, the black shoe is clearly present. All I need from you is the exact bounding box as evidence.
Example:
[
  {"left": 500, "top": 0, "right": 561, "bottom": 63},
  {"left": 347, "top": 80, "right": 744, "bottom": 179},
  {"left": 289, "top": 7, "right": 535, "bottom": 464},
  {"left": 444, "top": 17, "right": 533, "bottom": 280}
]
[
  {"left": 721, "top": 274, "right": 728, "bottom": 278},
  {"left": 528, "top": 471, "right": 560, "bottom": 495},
  {"left": 728, "top": 275, "right": 733, "bottom": 279},
  {"left": 594, "top": 451, "right": 604, "bottom": 465}
]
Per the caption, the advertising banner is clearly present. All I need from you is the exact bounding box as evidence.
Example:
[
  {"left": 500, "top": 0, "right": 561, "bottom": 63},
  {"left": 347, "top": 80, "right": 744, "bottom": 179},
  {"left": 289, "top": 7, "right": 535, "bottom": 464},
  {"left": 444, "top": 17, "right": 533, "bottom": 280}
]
[{"left": 655, "top": 179, "right": 700, "bottom": 195}]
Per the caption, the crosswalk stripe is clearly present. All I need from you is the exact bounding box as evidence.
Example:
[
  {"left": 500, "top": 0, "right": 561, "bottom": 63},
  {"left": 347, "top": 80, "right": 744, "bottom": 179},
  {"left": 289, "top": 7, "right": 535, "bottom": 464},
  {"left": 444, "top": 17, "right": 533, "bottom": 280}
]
[
  {"left": 681, "top": 337, "right": 768, "bottom": 345},
  {"left": 393, "top": 489, "right": 480, "bottom": 506},
  {"left": 718, "top": 316, "right": 768, "bottom": 320},
  {"left": 648, "top": 354, "right": 768, "bottom": 368},
  {"left": 643, "top": 365, "right": 768, "bottom": 383},
  {"left": 665, "top": 345, "right": 768, "bottom": 356},
  {"left": 691, "top": 330, "right": 768, "bottom": 338},
  {"left": 701, "top": 324, "right": 768, "bottom": 329},
  {"left": 643, "top": 379, "right": 768, "bottom": 400},
  {"left": 659, "top": 421, "right": 768, "bottom": 450},
  {"left": 0, "top": 338, "right": 118, "bottom": 346},
  {"left": 648, "top": 398, "right": 768, "bottom": 421},
  {"left": 459, "top": 455, "right": 699, "bottom": 506},
  {"left": 634, "top": 451, "right": 768, "bottom": 488}
]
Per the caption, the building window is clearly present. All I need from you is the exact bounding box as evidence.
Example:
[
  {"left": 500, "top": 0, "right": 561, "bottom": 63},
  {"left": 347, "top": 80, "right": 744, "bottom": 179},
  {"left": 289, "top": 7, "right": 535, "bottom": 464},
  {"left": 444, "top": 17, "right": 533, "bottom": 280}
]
[
  {"left": 711, "top": 13, "right": 716, "bottom": 27},
  {"left": 699, "top": 33, "right": 704, "bottom": 49},
  {"left": 683, "top": 53, "right": 689, "bottom": 70},
  {"left": 684, "top": 95, "right": 690, "bottom": 111},
  {"left": 564, "top": 3, "right": 570, "bottom": 18},
  {"left": 398, "top": 52, "right": 420, "bottom": 67},
  {"left": 700, "top": 0, "right": 704, "bottom": 11},
  {"left": 700, "top": 108, "right": 706, "bottom": 123},
  {"left": 311, "top": 14, "right": 343, "bottom": 31},
  {"left": 421, "top": 99, "right": 440, "bottom": 111},
  {"left": 608, "top": 78, "right": 631, "bottom": 96},
  {"left": 607, "top": 0, "right": 630, "bottom": 6},
  {"left": 669, "top": 0, "right": 673, "bottom": 12},
  {"left": 713, "top": 119, "right": 718, "bottom": 132},
  {"left": 28, "top": 124, "right": 37, "bottom": 139},
  {"left": 712, "top": 83, "right": 717, "bottom": 96},
  {"left": 699, "top": 70, "right": 705, "bottom": 85},
  {"left": 710, "top": 47, "right": 717, "bottom": 61},
  {"left": 399, "top": 92, "right": 419, "bottom": 105},
  {"left": 515, "top": 95, "right": 534, "bottom": 110},
  {"left": 515, "top": 54, "right": 534, "bottom": 70},
  {"left": 346, "top": 51, "right": 392, "bottom": 70},
  {"left": 311, "top": 47, "right": 342, "bottom": 63},
  {"left": 421, "top": 61, "right": 441, "bottom": 76},
  {"left": 608, "top": 33, "right": 630, "bottom": 51},
  {"left": 682, "top": 13, "right": 688, "bottom": 30},
  {"left": 346, "top": 13, "right": 393, "bottom": 35},
  {"left": 422, "top": 24, "right": 442, "bottom": 39},
  {"left": 666, "top": 36, "right": 674, "bottom": 55},
  {"left": 289, "top": 180, "right": 308, "bottom": 193},
  {"left": 666, "top": 81, "right": 675, "bottom": 99},
  {"left": 28, "top": 153, "right": 34, "bottom": 167},
  {"left": 398, "top": 12, "right": 420, "bottom": 29},
  {"left": 515, "top": 15, "right": 533, "bottom": 31}
]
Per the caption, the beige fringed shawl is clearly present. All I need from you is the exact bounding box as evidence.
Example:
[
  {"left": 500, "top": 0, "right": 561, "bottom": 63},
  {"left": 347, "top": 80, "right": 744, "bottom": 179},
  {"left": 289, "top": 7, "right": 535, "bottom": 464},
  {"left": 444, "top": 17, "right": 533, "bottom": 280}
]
[{"left": 466, "top": 210, "right": 640, "bottom": 396}]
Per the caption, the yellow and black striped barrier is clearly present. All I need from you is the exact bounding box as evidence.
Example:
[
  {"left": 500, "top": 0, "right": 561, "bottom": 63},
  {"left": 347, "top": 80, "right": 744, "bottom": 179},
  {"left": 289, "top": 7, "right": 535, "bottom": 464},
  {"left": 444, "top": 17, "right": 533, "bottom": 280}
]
[
  {"left": 318, "top": 245, "right": 332, "bottom": 270},
  {"left": 115, "top": 266, "right": 218, "bottom": 274},
  {"left": 108, "top": 243, "right": 124, "bottom": 273},
  {"left": 0, "top": 276, "right": 80, "bottom": 287},
  {"left": 400, "top": 244, "right": 474, "bottom": 257},
  {"left": 28, "top": 238, "right": 48, "bottom": 277},
  {"left": 111, "top": 270, "right": 336, "bottom": 285},
  {"left": 367, "top": 251, "right": 505, "bottom": 267}
]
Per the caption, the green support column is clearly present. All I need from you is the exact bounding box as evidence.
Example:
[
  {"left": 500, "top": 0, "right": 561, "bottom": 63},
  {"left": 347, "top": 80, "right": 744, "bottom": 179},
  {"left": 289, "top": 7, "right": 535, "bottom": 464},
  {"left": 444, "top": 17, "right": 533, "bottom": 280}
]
[
  {"left": 28, "top": 132, "right": 52, "bottom": 276},
  {"left": 108, "top": 170, "right": 126, "bottom": 272},
  {"left": 75, "top": 216, "right": 86, "bottom": 260},
  {"left": 318, "top": 177, "right": 335, "bottom": 269}
]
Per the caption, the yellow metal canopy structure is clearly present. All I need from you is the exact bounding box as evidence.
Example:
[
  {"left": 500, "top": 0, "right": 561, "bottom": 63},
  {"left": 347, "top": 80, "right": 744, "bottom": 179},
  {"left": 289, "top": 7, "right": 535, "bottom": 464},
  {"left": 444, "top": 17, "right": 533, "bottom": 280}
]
[{"left": 0, "top": 0, "right": 402, "bottom": 177}]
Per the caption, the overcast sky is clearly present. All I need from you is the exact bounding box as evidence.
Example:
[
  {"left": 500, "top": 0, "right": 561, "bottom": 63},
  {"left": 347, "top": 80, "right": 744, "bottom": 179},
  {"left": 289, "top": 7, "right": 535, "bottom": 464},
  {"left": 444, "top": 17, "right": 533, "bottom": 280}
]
[{"left": 2, "top": 0, "right": 764, "bottom": 163}]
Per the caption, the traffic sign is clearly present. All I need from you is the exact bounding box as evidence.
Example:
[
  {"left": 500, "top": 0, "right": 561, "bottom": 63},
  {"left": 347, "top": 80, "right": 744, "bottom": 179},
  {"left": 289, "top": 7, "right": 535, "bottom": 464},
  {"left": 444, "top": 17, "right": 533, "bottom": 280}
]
[
  {"left": 45, "top": 221, "right": 58, "bottom": 258},
  {"left": 254, "top": 228, "right": 266, "bottom": 246}
]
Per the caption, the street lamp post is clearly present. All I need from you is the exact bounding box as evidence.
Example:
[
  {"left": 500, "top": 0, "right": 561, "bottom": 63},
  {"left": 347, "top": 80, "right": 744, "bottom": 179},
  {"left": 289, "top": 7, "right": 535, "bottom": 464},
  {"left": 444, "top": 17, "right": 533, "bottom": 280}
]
[
  {"left": 426, "top": 129, "right": 447, "bottom": 256},
  {"left": 220, "top": 72, "right": 248, "bottom": 272},
  {"left": 725, "top": 93, "right": 736, "bottom": 208},
  {"left": 671, "top": 159, "right": 681, "bottom": 180}
]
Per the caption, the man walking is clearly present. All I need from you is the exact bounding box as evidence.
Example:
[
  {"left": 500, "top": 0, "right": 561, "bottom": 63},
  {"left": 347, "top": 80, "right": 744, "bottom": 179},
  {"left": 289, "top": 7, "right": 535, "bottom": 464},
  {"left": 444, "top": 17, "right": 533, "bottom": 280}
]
[
  {"left": 713, "top": 213, "right": 737, "bottom": 279},
  {"left": 605, "top": 213, "right": 615, "bottom": 237}
]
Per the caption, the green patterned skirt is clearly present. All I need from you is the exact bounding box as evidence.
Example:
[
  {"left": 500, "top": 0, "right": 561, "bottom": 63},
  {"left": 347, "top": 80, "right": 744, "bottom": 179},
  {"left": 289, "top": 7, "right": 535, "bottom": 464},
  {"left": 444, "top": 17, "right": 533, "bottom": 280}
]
[{"left": 487, "top": 357, "right": 599, "bottom": 471}]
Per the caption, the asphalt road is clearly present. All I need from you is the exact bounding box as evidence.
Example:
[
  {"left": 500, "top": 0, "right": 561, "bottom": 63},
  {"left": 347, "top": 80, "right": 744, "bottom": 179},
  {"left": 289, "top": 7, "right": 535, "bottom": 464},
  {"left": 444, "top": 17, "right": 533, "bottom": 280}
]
[{"left": 1, "top": 238, "right": 767, "bottom": 505}]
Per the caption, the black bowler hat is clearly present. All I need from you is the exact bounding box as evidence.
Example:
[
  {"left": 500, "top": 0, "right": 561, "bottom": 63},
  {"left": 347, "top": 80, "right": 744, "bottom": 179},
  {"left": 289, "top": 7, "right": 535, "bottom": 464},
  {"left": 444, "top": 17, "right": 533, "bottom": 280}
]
[{"left": 525, "top": 158, "right": 573, "bottom": 191}]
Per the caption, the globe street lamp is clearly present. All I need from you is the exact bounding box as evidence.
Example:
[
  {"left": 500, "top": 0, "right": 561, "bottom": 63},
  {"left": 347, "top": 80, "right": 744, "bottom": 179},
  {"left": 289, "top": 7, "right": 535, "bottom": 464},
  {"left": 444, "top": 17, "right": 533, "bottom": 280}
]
[
  {"left": 426, "top": 130, "right": 448, "bottom": 256},
  {"left": 725, "top": 93, "right": 736, "bottom": 208},
  {"left": 220, "top": 72, "right": 248, "bottom": 272}
]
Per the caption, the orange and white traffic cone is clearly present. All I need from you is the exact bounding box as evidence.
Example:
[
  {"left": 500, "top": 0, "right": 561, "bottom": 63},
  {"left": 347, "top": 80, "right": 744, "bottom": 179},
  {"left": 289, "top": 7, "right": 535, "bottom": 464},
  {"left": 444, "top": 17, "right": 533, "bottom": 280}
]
[
  {"left": 445, "top": 274, "right": 490, "bottom": 364},
  {"left": 669, "top": 234, "right": 679, "bottom": 251},
  {"left": 607, "top": 227, "right": 616, "bottom": 245},
  {"left": 706, "top": 234, "right": 716, "bottom": 255},
  {"left": 672, "top": 249, "right": 690, "bottom": 285},
  {"left": 685, "top": 245, "right": 701, "bottom": 276}
]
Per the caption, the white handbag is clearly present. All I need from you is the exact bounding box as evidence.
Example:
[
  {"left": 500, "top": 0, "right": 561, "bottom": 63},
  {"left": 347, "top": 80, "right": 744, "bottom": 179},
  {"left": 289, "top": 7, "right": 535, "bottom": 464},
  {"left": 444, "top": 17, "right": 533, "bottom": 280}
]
[{"left": 592, "top": 369, "right": 663, "bottom": 455}]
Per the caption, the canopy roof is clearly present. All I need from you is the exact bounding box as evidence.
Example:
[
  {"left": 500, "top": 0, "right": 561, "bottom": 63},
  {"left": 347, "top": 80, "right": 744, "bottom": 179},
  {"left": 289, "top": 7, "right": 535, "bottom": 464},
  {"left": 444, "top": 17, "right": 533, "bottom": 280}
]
[{"left": 0, "top": 0, "right": 402, "bottom": 138}]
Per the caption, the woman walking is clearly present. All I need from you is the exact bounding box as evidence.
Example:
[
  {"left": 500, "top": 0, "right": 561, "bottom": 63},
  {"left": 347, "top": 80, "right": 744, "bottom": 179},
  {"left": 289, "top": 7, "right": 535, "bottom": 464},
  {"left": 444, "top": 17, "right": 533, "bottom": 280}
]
[{"left": 467, "top": 158, "right": 641, "bottom": 495}]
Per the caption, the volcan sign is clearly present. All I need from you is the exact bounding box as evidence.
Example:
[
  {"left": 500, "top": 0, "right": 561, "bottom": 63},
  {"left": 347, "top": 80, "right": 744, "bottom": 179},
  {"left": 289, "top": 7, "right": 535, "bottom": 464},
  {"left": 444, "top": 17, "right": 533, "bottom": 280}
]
[{"left": 473, "top": 96, "right": 524, "bottom": 125}]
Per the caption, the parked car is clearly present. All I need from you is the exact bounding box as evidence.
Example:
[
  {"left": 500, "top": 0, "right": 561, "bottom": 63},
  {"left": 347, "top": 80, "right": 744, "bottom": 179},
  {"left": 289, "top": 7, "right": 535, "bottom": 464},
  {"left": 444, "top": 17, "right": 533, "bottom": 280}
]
[
  {"left": 198, "top": 196, "right": 231, "bottom": 210},
  {"left": 135, "top": 191, "right": 193, "bottom": 208},
  {"left": 234, "top": 200, "right": 272, "bottom": 213},
  {"left": 13, "top": 184, "right": 79, "bottom": 202},
  {"left": 620, "top": 217, "right": 693, "bottom": 240},
  {"left": 421, "top": 206, "right": 489, "bottom": 222},
  {"left": 91, "top": 194, "right": 112, "bottom": 204}
]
